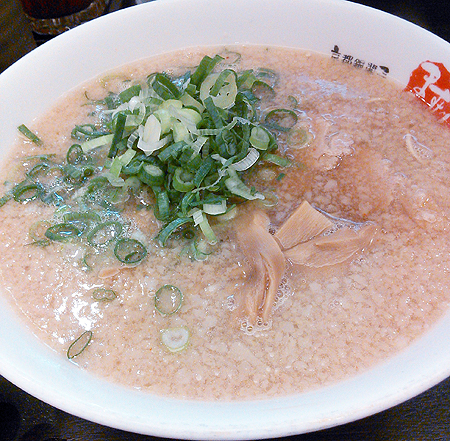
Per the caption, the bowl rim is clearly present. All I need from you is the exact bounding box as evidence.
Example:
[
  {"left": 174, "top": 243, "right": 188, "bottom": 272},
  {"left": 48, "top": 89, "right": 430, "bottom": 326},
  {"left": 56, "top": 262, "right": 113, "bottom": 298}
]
[{"left": 1, "top": 0, "right": 450, "bottom": 439}]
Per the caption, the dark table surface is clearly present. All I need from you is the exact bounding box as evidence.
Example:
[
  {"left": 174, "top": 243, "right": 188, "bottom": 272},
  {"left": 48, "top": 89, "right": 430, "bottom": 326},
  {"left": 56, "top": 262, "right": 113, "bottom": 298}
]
[{"left": 1, "top": 1, "right": 450, "bottom": 440}]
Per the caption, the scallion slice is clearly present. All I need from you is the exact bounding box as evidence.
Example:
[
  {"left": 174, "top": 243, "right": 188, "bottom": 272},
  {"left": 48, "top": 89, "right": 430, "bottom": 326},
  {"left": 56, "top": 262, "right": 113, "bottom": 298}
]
[
  {"left": 198, "top": 215, "right": 217, "bottom": 245},
  {"left": 67, "top": 330, "right": 93, "bottom": 359},
  {"left": 190, "top": 54, "right": 223, "bottom": 87},
  {"left": 108, "top": 112, "right": 127, "bottom": 158},
  {"left": 81, "top": 134, "right": 114, "bottom": 153},
  {"left": 155, "top": 284, "right": 183, "bottom": 316},
  {"left": 153, "top": 187, "right": 170, "bottom": 220},
  {"left": 160, "top": 326, "right": 190, "bottom": 353},
  {"left": 45, "top": 223, "right": 82, "bottom": 242},
  {"left": 92, "top": 288, "right": 117, "bottom": 302},
  {"left": 138, "top": 163, "right": 165, "bottom": 187},
  {"left": 29, "top": 220, "right": 52, "bottom": 245},
  {"left": 173, "top": 167, "right": 195, "bottom": 192},
  {"left": 200, "top": 71, "right": 238, "bottom": 109},
  {"left": 63, "top": 211, "right": 101, "bottom": 234},
  {"left": 18, "top": 124, "right": 42, "bottom": 145},
  {"left": 191, "top": 237, "right": 214, "bottom": 261},
  {"left": 203, "top": 199, "right": 227, "bottom": 215},
  {"left": 231, "top": 148, "right": 260, "bottom": 171},
  {"left": 249, "top": 126, "right": 271, "bottom": 150},
  {"left": 264, "top": 108, "right": 298, "bottom": 132},
  {"left": 263, "top": 153, "right": 291, "bottom": 167},
  {"left": 66, "top": 144, "right": 85, "bottom": 165},
  {"left": 26, "top": 163, "right": 50, "bottom": 182},
  {"left": 156, "top": 217, "right": 193, "bottom": 246},
  {"left": 251, "top": 80, "right": 275, "bottom": 100},
  {"left": 12, "top": 182, "right": 43, "bottom": 203},
  {"left": 288, "top": 126, "right": 313, "bottom": 149},
  {"left": 114, "top": 238, "right": 147, "bottom": 264},
  {"left": 224, "top": 170, "right": 264, "bottom": 201},
  {"left": 0, "top": 193, "right": 12, "bottom": 208},
  {"left": 87, "top": 221, "right": 123, "bottom": 247}
]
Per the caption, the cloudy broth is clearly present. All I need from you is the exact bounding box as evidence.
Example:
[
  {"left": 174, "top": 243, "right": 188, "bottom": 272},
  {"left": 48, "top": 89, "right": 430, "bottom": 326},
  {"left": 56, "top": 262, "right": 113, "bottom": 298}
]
[{"left": 1, "top": 46, "right": 450, "bottom": 400}]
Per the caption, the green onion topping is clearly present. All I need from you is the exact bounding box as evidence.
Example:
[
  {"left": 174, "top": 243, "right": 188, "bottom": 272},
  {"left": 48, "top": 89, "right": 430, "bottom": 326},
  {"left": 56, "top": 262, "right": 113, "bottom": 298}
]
[
  {"left": 18, "top": 124, "right": 42, "bottom": 145},
  {"left": 45, "top": 223, "right": 82, "bottom": 242},
  {"left": 92, "top": 288, "right": 117, "bottom": 302},
  {"left": 87, "top": 221, "right": 123, "bottom": 247},
  {"left": 155, "top": 284, "right": 183, "bottom": 316},
  {"left": 114, "top": 238, "right": 147, "bottom": 264},
  {"left": 4, "top": 54, "right": 292, "bottom": 265},
  {"left": 67, "top": 330, "right": 93, "bottom": 359},
  {"left": 160, "top": 326, "right": 190, "bottom": 353}
]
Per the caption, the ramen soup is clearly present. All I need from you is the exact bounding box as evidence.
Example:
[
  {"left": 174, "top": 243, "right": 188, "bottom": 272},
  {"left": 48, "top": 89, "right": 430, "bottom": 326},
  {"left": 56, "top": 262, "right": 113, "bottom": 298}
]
[{"left": 1, "top": 46, "right": 450, "bottom": 400}]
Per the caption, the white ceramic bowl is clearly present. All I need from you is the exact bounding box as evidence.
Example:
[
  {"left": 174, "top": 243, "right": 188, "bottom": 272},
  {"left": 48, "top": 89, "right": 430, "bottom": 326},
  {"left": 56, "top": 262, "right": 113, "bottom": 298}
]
[{"left": 1, "top": 0, "right": 450, "bottom": 439}]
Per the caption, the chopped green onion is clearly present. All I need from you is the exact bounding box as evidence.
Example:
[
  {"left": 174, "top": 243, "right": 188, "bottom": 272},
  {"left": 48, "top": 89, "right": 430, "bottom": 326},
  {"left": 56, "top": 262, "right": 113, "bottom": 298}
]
[
  {"left": 224, "top": 170, "right": 264, "bottom": 201},
  {"left": 67, "top": 330, "right": 93, "bottom": 359},
  {"left": 156, "top": 217, "right": 193, "bottom": 246},
  {"left": 190, "top": 54, "right": 223, "bottom": 87},
  {"left": 197, "top": 213, "right": 217, "bottom": 245},
  {"left": 92, "top": 288, "right": 117, "bottom": 302},
  {"left": 87, "top": 221, "right": 123, "bottom": 247},
  {"left": 173, "top": 167, "right": 195, "bottom": 192},
  {"left": 287, "top": 95, "right": 299, "bottom": 108},
  {"left": 261, "top": 190, "right": 279, "bottom": 207},
  {"left": 249, "top": 126, "right": 271, "bottom": 150},
  {"left": 82, "top": 250, "right": 97, "bottom": 271},
  {"left": 288, "top": 126, "right": 313, "bottom": 148},
  {"left": 18, "top": 124, "right": 42, "bottom": 145},
  {"left": 118, "top": 148, "right": 137, "bottom": 167},
  {"left": 7, "top": 55, "right": 289, "bottom": 253},
  {"left": 12, "top": 182, "right": 43, "bottom": 203},
  {"left": 66, "top": 144, "right": 85, "bottom": 164},
  {"left": 200, "top": 71, "right": 238, "bottom": 109},
  {"left": 153, "top": 187, "right": 170, "bottom": 220},
  {"left": 122, "top": 176, "right": 141, "bottom": 196},
  {"left": 191, "top": 237, "right": 215, "bottom": 261},
  {"left": 45, "top": 223, "right": 82, "bottom": 242},
  {"left": 231, "top": 148, "right": 260, "bottom": 171},
  {"left": 264, "top": 108, "right": 298, "bottom": 132},
  {"left": 152, "top": 73, "right": 181, "bottom": 100},
  {"left": 29, "top": 220, "right": 52, "bottom": 245},
  {"left": 108, "top": 112, "right": 127, "bottom": 158},
  {"left": 219, "top": 50, "right": 241, "bottom": 65},
  {"left": 180, "top": 92, "right": 205, "bottom": 113},
  {"left": 251, "top": 80, "right": 275, "bottom": 100},
  {"left": 138, "top": 163, "right": 165, "bottom": 187},
  {"left": 114, "top": 238, "right": 147, "bottom": 264},
  {"left": 263, "top": 153, "right": 291, "bottom": 167},
  {"left": 155, "top": 285, "right": 183, "bottom": 316},
  {"left": 203, "top": 199, "right": 227, "bottom": 215},
  {"left": 106, "top": 156, "right": 125, "bottom": 186},
  {"left": 118, "top": 84, "right": 141, "bottom": 103},
  {"left": 255, "top": 67, "right": 278, "bottom": 86},
  {"left": 71, "top": 124, "right": 108, "bottom": 141},
  {"left": 160, "top": 326, "right": 190, "bottom": 353},
  {"left": 215, "top": 205, "right": 238, "bottom": 222},
  {"left": 63, "top": 211, "right": 101, "bottom": 234},
  {"left": 81, "top": 134, "right": 114, "bottom": 153},
  {"left": 0, "top": 193, "right": 12, "bottom": 208}
]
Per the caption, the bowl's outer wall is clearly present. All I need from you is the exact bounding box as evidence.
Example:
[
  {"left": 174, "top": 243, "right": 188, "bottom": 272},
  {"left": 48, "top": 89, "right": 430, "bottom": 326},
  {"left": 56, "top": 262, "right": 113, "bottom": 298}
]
[{"left": 1, "top": 0, "right": 450, "bottom": 439}]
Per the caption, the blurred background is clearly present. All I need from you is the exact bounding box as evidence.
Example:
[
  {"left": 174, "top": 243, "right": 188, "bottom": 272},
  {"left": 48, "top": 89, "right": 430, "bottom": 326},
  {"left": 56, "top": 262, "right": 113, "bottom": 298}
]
[
  {"left": 1, "top": 0, "right": 450, "bottom": 440},
  {"left": 353, "top": 0, "right": 450, "bottom": 42}
]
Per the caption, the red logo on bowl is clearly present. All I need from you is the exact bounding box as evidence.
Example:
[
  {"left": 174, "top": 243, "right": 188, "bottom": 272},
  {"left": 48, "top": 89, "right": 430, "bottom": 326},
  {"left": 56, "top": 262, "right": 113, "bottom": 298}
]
[{"left": 406, "top": 61, "right": 450, "bottom": 125}]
